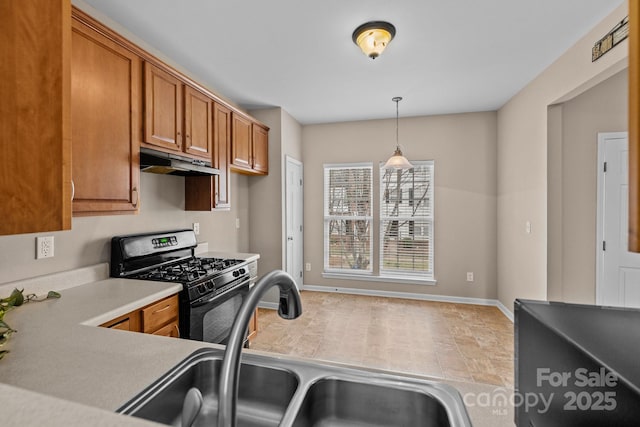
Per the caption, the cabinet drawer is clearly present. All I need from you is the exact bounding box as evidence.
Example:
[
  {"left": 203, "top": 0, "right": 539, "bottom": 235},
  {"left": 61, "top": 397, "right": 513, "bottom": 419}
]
[
  {"left": 141, "top": 295, "right": 179, "bottom": 333},
  {"left": 152, "top": 321, "right": 180, "bottom": 338}
]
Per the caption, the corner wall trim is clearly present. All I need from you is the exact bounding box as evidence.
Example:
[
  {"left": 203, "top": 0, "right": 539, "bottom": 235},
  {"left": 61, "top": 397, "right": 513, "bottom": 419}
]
[{"left": 300, "top": 284, "right": 514, "bottom": 322}]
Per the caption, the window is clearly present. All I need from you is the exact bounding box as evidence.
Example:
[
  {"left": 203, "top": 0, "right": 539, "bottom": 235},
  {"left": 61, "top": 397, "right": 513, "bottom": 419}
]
[
  {"left": 323, "top": 161, "right": 435, "bottom": 282},
  {"left": 323, "top": 164, "right": 373, "bottom": 273},
  {"left": 380, "top": 161, "right": 434, "bottom": 279}
]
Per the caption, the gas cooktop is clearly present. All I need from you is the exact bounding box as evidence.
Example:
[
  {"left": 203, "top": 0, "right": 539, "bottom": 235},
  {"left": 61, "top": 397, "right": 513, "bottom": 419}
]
[{"left": 131, "top": 257, "right": 244, "bottom": 284}]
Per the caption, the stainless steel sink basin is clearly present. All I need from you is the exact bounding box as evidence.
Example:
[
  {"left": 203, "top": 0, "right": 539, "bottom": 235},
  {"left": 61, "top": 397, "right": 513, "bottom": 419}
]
[
  {"left": 118, "top": 351, "right": 298, "bottom": 426},
  {"left": 118, "top": 348, "right": 472, "bottom": 427},
  {"left": 291, "top": 378, "right": 451, "bottom": 427}
]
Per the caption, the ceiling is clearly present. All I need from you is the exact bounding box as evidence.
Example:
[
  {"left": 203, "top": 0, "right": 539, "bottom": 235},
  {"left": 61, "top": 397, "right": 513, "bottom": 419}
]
[{"left": 78, "top": 0, "right": 624, "bottom": 124}]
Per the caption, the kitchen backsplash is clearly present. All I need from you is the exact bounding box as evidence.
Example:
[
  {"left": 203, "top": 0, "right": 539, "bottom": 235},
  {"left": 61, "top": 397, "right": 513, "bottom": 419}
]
[{"left": 0, "top": 173, "right": 250, "bottom": 285}]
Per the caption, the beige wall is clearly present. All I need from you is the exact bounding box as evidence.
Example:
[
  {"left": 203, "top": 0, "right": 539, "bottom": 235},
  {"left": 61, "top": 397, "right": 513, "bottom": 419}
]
[
  {"left": 302, "top": 112, "right": 498, "bottom": 299},
  {"left": 497, "top": 3, "right": 628, "bottom": 312},
  {"left": 547, "top": 70, "right": 628, "bottom": 304},
  {"left": 0, "top": 172, "right": 250, "bottom": 285},
  {"left": 248, "top": 108, "right": 303, "bottom": 303}
]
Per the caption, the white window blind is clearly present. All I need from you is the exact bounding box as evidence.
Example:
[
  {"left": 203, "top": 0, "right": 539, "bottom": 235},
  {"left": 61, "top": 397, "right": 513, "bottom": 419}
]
[
  {"left": 323, "top": 163, "right": 373, "bottom": 273},
  {"left": 380, "top": 161, "right": 434, "bottom": 278}
]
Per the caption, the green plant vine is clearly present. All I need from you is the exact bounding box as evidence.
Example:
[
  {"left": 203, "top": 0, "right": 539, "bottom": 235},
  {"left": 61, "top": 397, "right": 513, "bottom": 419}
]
[{"left": 0, "top": 288, "right": 61, "bottom": 360}]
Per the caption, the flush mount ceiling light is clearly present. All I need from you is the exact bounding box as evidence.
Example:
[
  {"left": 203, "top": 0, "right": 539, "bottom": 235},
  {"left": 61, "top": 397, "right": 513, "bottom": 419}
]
[
  {"left": 383, "top": 96, "right": 414, "bottom": 170},
  {"left": 352, "top": 21, "right": 396, "bottom": 59}
]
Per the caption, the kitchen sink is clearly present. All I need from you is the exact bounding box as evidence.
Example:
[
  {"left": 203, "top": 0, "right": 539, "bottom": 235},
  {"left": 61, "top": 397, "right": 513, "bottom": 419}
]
[
  {"left": 118, "top": 348, "right": 471, "bottom": 427},
  {"left": 291, "top": 378, "right": 451, "bottom": 427},
  {"left": 118, "top": 352, "right": 299, "bottom": 426}
]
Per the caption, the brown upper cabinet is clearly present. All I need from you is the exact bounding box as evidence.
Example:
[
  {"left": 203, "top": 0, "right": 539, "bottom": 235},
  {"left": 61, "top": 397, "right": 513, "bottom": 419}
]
[
  {"left": 0, "top": 0, "right": 72, "bottom": 235},
  {"left": 252, "top": 123, "right": 269, "bottom": 174},
  {"left": 143, "top": 63, "right": 212, "bottom": 161},
  {"left": 185, "top": 102, "right": 232, "bottom": 211},
  {"left": 231, "top": 113, "right": 269, "bottom": 175},
  {"left": 184, "top": 86, "right": 213, "bottom": 159},
  {"left": 144, "top": 63, "right": 183, "bottom": 153},
  {"left": 630, "top": 0, "right": 640, "bottom": 252},
  {"left": 71, "top": 11, "right": 141, "bottom": 216}
]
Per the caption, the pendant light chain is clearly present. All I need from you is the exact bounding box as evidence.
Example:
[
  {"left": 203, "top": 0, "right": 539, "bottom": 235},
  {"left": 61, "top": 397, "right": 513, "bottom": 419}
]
[{"left": 395, "top": 98, "right": 399, "bottom": 150}]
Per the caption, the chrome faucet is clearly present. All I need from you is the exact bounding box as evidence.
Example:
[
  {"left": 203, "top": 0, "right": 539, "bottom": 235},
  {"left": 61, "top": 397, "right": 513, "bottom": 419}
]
[{"left": 217, "top": 270, "right": 302, "bottom": 427}]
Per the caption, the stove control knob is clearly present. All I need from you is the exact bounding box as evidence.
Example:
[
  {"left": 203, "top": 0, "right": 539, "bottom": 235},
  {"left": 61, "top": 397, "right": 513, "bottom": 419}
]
[
  {"left": 206, "top": 281, "right": 214, "bottom": 290},
  {"left": 197, "top": 284, "right": 206, "bottom": 294},
  {"left": 239, "top": 268, "right": 246, "bottom": 275},
  {"left": 232, "top": 270, "right": 240, "bottom": 278}
]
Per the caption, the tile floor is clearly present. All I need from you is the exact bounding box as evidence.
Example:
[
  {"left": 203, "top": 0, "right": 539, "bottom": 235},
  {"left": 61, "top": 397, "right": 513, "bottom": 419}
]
[{"left": 250, "top": 291, "right": 514, "bottom": 388}]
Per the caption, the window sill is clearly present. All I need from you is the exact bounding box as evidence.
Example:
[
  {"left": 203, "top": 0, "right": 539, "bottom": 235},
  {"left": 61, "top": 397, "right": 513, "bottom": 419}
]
[{"left": 322, "top": 272, "right": 437, "bottom": 286}]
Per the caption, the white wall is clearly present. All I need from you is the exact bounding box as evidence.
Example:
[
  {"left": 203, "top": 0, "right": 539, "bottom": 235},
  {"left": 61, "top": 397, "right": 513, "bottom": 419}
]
[
  {"left": 497, "top": 2, "right": 628, "bottom": 312},
  {"left": 302, "top": 112, "right": 498, "bottom": 299}
]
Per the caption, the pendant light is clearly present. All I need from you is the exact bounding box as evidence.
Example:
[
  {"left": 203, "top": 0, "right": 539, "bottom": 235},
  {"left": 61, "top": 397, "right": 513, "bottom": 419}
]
[{"left": 383, "top": 97, "right": 413, "bottom": 170}]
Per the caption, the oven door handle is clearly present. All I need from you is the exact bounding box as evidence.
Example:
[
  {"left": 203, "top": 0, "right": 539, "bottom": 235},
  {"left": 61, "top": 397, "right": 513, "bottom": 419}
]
[
  {"left": 191, "top": 279, "right": 249, "bottom": 308},
  {"left": 191, "top": 293, "right": 222, "bottom": 308}
]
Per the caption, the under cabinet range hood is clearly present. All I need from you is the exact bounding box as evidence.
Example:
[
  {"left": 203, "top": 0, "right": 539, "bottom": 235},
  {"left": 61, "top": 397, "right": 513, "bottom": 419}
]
[{"left": 140, "top": 147, "right": 219, "bottom": 176}]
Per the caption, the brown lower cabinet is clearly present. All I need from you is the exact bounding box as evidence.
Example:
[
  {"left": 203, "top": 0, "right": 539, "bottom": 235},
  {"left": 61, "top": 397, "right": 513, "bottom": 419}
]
[
  {"left": 248, "top": 309, "right": 258, "bottom": 342},
  {"left": 101, "top": 294, "right": 179, "bottom": 337}
]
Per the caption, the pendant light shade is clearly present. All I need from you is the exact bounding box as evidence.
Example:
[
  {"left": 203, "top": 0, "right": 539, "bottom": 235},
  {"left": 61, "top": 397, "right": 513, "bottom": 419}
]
[
  {"left": 383, "top": 97, "right": 413, "bottom": 170},
  {"left": 352, "top": 21, "right": 396, "bottom": 59}
]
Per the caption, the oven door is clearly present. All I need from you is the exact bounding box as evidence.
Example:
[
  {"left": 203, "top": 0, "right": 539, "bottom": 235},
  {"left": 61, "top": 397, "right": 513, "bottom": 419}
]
[{"left": 185, "top": 278, "right": 250, "bottom": 345}]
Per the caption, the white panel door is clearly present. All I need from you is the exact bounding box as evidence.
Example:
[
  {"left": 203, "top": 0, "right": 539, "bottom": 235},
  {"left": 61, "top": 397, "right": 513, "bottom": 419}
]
[
  {"left": 598, "top": 133, "right": 640, "bottom": 307},
  {"left": 285, "top": 157, "right": 303, "bottom": 287}
]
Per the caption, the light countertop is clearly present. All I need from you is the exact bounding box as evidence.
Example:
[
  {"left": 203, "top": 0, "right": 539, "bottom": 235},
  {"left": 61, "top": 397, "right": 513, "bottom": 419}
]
[{"left": 0, "top": 264, "right": 513, "bottom": 426}]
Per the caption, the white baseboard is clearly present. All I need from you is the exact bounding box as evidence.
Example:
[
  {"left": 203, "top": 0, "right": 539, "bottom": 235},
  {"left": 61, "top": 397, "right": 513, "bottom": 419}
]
[
  {"left": 301, "top": 284, "right": 514, "bottom": 322},
  {"left": 496, "top": 300, "right": 514, "bottom": 322}
]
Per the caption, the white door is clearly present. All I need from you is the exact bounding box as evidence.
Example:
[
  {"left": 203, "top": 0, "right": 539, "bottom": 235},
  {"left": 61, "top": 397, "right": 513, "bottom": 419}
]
[
  {"left": 597, "top": 132, "right": 640, "bottom": 307},
  {"left": 285, "top": 156, "right": 303, "bottom": 287}
]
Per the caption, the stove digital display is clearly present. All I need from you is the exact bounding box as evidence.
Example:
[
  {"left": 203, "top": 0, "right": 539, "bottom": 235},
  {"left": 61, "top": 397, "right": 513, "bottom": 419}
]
[{"left": 152, "top": 236, "right": 178, "bottom": 249}]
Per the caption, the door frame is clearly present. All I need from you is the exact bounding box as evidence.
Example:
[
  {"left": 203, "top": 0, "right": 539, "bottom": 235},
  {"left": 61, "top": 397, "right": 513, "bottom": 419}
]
[
  {"left": 284, "top": 155, "right": 304, "bottom": 288},
  {"left": 596, "top": 131, "right": 628, "bottom": 305}
]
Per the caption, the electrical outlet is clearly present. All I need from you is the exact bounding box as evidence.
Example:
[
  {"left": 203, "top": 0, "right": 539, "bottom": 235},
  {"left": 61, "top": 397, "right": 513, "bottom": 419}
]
[
  {"left": 36, "top": 236, "right": 55, "bottom": 259},
  {"left": 192, "top": 222, "right": 200, "bottom": 235},
  {"left": 236, "top": 218, "right": 240, "bottom": 229},
  {"left": 305, "top": 262, "right": 311, "bottom": 272},
  {"left": 466, "top": 272, "right": 474, "bottom": 282}
]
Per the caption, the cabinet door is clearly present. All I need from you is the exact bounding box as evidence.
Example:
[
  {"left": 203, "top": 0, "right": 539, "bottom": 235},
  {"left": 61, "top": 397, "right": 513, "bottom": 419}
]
[
  {"left": 144, "top": 62, "right": 183, "bottom": 152},
  {"left": 0, "top": 0, "right": 71, "bottom": 235},
  {"left": 152, "top": 321, "right": 180, "bottom": 338},
  {"left": 100, "top": 311, "right": 141, "bottom": 332},
  {"left": 184, "top": 103, "right": 231, "bottom": 210},
  {"left": 252, "top": 123, "right": 269, "bottom": 174},
  {"left": 71, "top": 18, "right": 141, "bottom": 215},
  {"left": 630, "top": 1, "right": 640, "bottom": 252},
  {"left": 184, "top": 85, "right": 212, "bottom": 160},
  {"left": 247, "top": 309, "right": 258, "bottom": 342},
  {"left": 213, "top": 102, "right": 231, "bottom": 209},
  {"left": 231, "top": 113, "right": 252, "bottom": 170}
]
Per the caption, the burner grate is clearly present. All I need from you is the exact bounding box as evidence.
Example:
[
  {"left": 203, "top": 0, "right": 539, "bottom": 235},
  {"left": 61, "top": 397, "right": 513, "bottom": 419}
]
[{"left": 129, "top": 257, "right": 244, "bottom": 284}]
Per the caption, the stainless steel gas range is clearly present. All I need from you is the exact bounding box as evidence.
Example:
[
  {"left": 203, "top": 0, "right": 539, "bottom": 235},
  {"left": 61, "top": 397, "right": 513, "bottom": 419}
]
[{"left": 110, "top": 229, "right": 257, "bottom": 345}]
